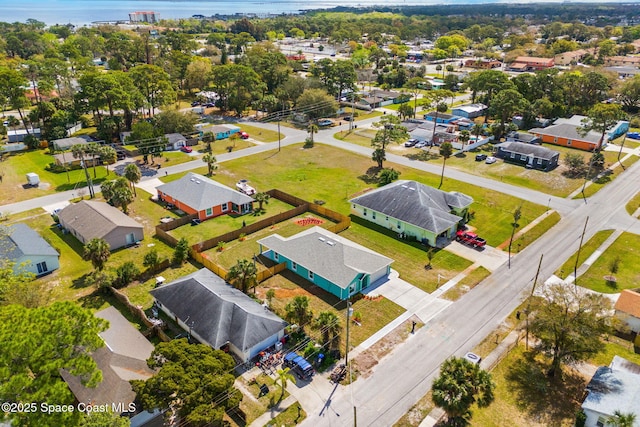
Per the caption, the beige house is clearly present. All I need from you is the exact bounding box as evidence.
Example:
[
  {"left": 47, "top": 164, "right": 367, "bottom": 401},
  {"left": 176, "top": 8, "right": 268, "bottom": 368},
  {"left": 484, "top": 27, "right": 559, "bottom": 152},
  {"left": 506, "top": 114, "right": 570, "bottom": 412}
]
[
  {"left": 58, "top": 201, "right": 144, "bottom": 250},
  {"left": 603, "top": 56, "right": 640, "bottom": 67},
  {"left": 614, "top": 289, "right": 640, "bottom": 333}
]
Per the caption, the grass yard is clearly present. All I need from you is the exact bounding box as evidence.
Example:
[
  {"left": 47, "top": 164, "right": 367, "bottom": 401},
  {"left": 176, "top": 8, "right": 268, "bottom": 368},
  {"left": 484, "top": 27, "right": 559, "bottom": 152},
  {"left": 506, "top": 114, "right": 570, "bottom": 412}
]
[
  {"left": 627, "top": 191, "right": 640, "bottom": 216},
  {"left": 441, "top": 266, "right": 491, "bottom": 301},
  {"left": 0, "top": 149, "right": 109, "bottom": 204},
  {"left": 261, "top": 402, "right": 306, "bottom": 427},
  {"left": 341, "top": 219, "right": 472, "bottom": 293},
  {"left": 588, "top": 335, "right": 640, "bottom": 367},
  {"left": 258, "top": 271, "right": 405, "bottom": 351},
  {"left": 555, "top": 229, "right": 615, "bottom": 278},
  {"left": 204, "top": 212, "right": 336, "bottom": 271},
  {"left": 577, "top": 232, "right": 640, "bottom": 293},
  {"left": 170, "top": 198, "right": 296, "bottom": 246},
  {"left": 510, "top": 211, "right": 561, "bottom": 253},
  {"left": 575, "top": 155, "right": 639, "bottom": 199},
  {"left": 334, "top": 128, "right": 377, "bottom": 148},
  {"left": 470, "top": 345, "right": 587, "bottom": 427},
  {"left": 235, "top": 124, "right": 281, "bottom": 143},
  {"left": 228, "top": 374, "right": 290, "bottom": 426}
]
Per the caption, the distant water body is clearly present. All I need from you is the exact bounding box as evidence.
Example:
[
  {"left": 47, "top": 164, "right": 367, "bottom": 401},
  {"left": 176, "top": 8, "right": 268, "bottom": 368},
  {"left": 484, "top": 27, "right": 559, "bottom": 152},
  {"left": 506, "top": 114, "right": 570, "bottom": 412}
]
[{"left": 0, "top": 0, "right": 440, "bottom": 26}]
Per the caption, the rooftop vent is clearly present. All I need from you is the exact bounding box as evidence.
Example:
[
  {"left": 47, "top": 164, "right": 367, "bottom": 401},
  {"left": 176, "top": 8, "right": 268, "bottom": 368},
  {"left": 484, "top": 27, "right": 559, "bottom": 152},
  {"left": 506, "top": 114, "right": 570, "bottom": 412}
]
[
  {"left": 401, "top": 185, "right": 408, "bottom": 188},
  {"left": 195, "top": 180, "right": 201, "bottom": 184},
  {"left": 326, "top": 241, "right": 335, "bottom": 246},
  {"left": 190, "top": 178, "right": 195, "bottom": 182},
  {"left": 318, "top": 237, "right": 326, "bottom": 242}
]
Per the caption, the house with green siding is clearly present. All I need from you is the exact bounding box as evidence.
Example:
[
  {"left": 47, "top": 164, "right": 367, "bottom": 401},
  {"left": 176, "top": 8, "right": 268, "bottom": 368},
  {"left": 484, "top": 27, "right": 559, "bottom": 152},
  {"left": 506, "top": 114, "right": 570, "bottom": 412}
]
[
  {"left": 349, "top": 180, "right": 472, "bottom": 247},
  {"left": 257, "top": 227, "right": 393, "bottom": 300}
]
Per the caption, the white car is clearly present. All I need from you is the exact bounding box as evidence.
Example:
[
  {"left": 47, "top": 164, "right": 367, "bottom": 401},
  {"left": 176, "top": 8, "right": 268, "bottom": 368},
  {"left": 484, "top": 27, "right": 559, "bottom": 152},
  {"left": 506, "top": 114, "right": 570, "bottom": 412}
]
[
  {"left": 485, "top": 156, "right": 497, "bottom": 164},
  {"left": 415, "top": 141, "right": 429, "bottom": 148},
  {"left": 464, "top": 352, "right": 482, "bottom": 365},
  {"left": 404, "top": 138, "right": 418, "bottom": 147}
]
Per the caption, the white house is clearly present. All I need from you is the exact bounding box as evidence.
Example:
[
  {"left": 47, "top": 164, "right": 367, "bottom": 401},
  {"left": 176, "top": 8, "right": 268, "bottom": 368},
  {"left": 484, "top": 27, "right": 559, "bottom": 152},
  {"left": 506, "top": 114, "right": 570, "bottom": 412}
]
[
  {"left": 0, "top": 223, "right": 59, "bottom": 276},
  {"left": 614, "top": 290, "right": 640, "bottom": 333}
]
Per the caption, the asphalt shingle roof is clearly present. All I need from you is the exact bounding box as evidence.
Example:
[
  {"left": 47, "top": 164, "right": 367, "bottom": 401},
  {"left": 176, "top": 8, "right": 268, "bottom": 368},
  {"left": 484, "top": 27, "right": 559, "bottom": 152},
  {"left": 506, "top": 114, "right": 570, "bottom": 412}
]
[
  {"left": 257, "top": 227, "right": 393, "bottom": 290},
  {"left": 156, "top": 173, "right": 254, "bottom": 212},
  {"left": 150, "top": 269, "right": 287, "bottom": 352},
  {"left": 0, "top": 223, "right": 59, "bottom": 260},
  {"left": 349, "top": 180, "right": 472, "bottom": 235},
  {"left": 57, "top": 201, "right": 143, "bottom": 241},
  {"left": 496, "top": 141, "right": 559, "bottom": 160},
  {"left": 530, "top": 123, "right": 604, "bottom": 144}
]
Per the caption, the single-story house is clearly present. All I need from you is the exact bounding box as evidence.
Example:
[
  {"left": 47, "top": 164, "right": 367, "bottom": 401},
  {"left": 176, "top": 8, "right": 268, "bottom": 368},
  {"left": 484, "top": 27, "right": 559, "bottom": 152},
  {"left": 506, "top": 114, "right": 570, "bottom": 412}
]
[
  {"left": 464, "top": 59, "right": 502, "bottom": 69},
  {"left": 7, "top": 128, "right": 41, "bottom": 143},
  {"left": 505, "top": 131, "right": 542, "bottom": 145},
  {"left": 554, "top": 48, "right": 595, "bottom": 66},
  {"left": 553, "top": 115, "right": 629, "bottom": 140},
  {"left": 424, "top": 112, "right": 460, "bottom": 124},
  {"left": 369, "top": 89, "right": 408, "bottom": 104},
  {"left": 581, "top": 356, "right": 640, "bottom": 427},
  {"left": 258, "top": 227, "right": 393, "bottom": 300},
  {"left": 358, "top": 96, "right": 386, "bottom": 109},
  {"left": 529, "top": 123, "right": 608, "bottom": 151},
  {"left": 164, "top": 133, "right": 187, "bottom": 151},
  {"left": 60, "top": 306, "right": 155, "bottom": 415},
  {"left": 512, "top": 115, "right": 552, "bottom": 130},
  {"left": 58, "top": 200, "right": 144, "bottom": 249},
  {"left": 156, "top": 172, "right": 254, "bottom": 220},
  {"left": 195, "top": 124, "right": 241, "bottom": 140},
  {"left": 51, "top": 136, "right": 93, "bottom": 152},
  {"left": 495, "top": 141, "right": 559, "bottom": 171},
  {"left": 614, "top": 289, "right": 640, "bottom": 333},
  {"left": 151, "top": 268, "right": 287, "bottom": 362},
  {"left": 53, "top": 152, "right": 100, "bottom": 167},
  {"left": 508, "top": 56, "right": 555, "bottom": 71},
  {"left": 350, "top": 180, "right": 473, "bottom": 247},
  {"left": 452, "top": 103, "right": 487, "bottom": 119},
  {"left": 0, "top": 223, "right": 59, "bottom": 276},
  {"left": 605, "top": 66, "right": 640, "bottom": 79}
]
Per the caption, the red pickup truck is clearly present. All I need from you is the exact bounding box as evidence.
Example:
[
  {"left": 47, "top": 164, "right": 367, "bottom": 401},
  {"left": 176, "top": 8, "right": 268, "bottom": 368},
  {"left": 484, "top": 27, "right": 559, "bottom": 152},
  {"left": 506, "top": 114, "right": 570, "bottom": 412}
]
[{"left": 456, "top": 230, "right": 487, "bottom": 248}]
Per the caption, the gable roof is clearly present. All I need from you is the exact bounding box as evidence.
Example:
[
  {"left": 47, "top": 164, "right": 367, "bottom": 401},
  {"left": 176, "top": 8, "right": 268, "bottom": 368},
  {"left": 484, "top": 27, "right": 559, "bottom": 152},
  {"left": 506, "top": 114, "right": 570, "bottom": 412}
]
[
  {"left": 506, "top": 131, "right": 541, "bottom": 143},
  {"left": 156, "top": 173, "right": 254, "bottom": 212},
  {"left": 582, "top": 356, "right": 640, "bottom": 420},
  {"left": 350, "top": 180, "right": 472, "bottom": 235},
  {"left": 52, "top": 136, "right": 92, "bottom": 150},
  {"left": 529, "top": 123, "right": 605, "bottom": 145},
  {"left": 150, "top": 269, "right": 287, "bottom": 352},
  {"left": 164, "top": 133, "right": 186, "bottom": 144},
  {"left": 258, "top": 227, "right": 393, "bottom": 290},
  {"left": 496, "top": 141, "right": 559, "bottom": 160},
  {"left": 58, "top": 201, "right": 143, "bottom": 241},
  {"left": 453, "top": 103, "right": 487, "bottom": 113},
  {"left": 614, "top": 289, "right": 640, "bottom": 318},
  {"left": 0, "top": 223, "right": 59, "bottom": 261},
  {"left": 425, "top": 112, "right": 457, "bottom": 121},
  {"left": 60, "top": 306, "right": 155, "bottom": 408}
]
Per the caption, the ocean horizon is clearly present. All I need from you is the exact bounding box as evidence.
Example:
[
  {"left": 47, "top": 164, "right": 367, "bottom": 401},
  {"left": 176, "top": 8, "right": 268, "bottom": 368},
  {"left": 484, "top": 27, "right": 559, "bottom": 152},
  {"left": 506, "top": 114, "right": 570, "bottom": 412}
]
[{"left": 1, "top": 0, "right": 636, "bottom": 26}]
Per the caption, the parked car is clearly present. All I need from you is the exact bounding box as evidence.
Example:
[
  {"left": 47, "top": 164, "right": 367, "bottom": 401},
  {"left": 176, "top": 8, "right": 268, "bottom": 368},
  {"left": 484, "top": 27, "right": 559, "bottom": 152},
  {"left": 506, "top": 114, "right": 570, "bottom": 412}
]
[
  {"left": 318, "top": 119, "right": 333, "bottom": 127},
  {"left": 475, "top": 154, "right": 487, "bottom": 161},
  {"left": 415, "top": 141, "right": 428, "bottom": 148},
  {"left": 180, "top": 146, "right": 193, "bottom": 153},
  {"left": 404, "top": 138, "right": 418, "bottom": 147},
  {"left": 485, "top": 156, "right": 497, "bottom": 164},
  {"left": 456, "top": 230, "right": 487, "bottom": 248},
  {"left": 283, "top": 352, "right": 315, "bottom": 380},
  {"left": 628, "top": 132, "right": 640, "bottom": 140},
  {"left": 343, "top": 116, "right": 353, "bottom": 121},
  {"left": 464, "top": 352, "right": 482, "bottom": 365},
  {"left": 239, "top": 131, "right": 249, "bottom": 139}
]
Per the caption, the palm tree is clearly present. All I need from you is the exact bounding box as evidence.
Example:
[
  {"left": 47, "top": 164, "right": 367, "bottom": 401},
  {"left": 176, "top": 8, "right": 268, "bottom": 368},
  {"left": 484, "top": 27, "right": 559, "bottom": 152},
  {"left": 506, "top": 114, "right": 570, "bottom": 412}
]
[
  {"left": 275, "top": 367, "right": 296, "bottom": 400},
  {"left": 472, "top": 123, "right": 484, "bottom": 144},
  {"left": 458, "top": 130, "right": 471, "bottom": 152},
  {"left": 285, "top": 295, "right": 313, "bottom": 331},
  {"left": 430, "top": 102, "right": 449, "bottom": 148},
  {"left": 83, "top": 238, "right": 111, "bottom": 271},
  {"left": 6, "top": 115, "right": 19, "bottom": 132},
  {"left": 111, "top": 178, "right": 134, "bottom": 214},
  {"left": 372, "top": 148, "right": 386, "bottom": 169},
  {"left": 253, "top": 192, "right": 270, "bottom": 213},
  {"left": 226, "top": 259, "right": 258, "bottom": 294},
  {"left": 124, "top": 163, "right": 141, "bottom": 196},
  {"left": 438, "top": 142, "right": 453, "bottom": 189},
  {"left": 606, "top": 411, "right": 637, "bottom": 427},
  {"left": 86, "top": 142, "right": 101, "bottom": 178},
  {"left": 313, "top": 311, "right": 342, "bottom": 350},
  {"left": 202, "top": 153, "right": 217, "bottom": 176},
  {"left": 307, "top": 122, "right": 318, "bottom": 144},
  {"left": 99, "top": 146, "right": 117, "bottom": 175}
]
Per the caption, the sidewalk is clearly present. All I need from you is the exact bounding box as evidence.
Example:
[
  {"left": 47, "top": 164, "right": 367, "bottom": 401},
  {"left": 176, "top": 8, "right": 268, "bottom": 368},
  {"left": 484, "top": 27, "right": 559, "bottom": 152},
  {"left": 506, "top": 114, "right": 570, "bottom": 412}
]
[{"left": 248, "top": 395, "right": 297, "bottom": 427}]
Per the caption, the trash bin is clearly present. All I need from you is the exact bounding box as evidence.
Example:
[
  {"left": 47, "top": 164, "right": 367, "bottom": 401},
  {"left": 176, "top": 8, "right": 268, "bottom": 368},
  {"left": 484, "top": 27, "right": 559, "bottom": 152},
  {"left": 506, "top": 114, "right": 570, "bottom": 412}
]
[{"left": 275, "top": 341, "right": 283, "bottom": 352}]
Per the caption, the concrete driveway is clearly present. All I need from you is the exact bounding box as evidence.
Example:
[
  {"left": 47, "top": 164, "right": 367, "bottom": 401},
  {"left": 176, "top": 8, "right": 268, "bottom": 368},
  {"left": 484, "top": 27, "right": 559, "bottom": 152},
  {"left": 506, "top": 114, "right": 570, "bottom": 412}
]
[{"left": 444, "top": 241, "right": 509, "bottom": 272}]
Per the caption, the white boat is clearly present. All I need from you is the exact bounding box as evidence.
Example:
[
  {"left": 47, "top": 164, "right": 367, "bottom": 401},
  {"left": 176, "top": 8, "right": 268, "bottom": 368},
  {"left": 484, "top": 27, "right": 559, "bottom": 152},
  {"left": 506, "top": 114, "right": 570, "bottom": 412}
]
[{"left": 236, "top": 179, "right": 256, "bottom": 196}]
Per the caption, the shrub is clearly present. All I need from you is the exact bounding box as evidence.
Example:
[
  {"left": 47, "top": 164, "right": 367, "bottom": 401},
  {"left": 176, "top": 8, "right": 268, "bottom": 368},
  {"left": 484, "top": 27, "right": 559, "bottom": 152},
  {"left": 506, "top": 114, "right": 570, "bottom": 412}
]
[
  {"left": 575, "top": 409, "right": 587, "bottom": 427},
  {"left": 143, "top": 250, "right": 161, "bottom": 272},
  {"left": 114, "top": 261, "right": 140, "bottom": 288}
]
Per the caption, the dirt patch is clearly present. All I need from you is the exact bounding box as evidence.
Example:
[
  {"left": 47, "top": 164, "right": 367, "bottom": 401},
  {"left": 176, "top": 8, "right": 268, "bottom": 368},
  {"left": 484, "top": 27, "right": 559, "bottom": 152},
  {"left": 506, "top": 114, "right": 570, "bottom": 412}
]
[{"left": 352, "top": 315, "right": 422, "bottom": 378}]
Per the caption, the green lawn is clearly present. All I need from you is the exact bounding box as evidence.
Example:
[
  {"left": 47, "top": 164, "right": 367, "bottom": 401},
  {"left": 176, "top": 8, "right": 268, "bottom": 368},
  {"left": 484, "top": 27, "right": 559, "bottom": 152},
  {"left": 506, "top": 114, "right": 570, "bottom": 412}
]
[
  {"left": 510, "top": 211, "right": 561, "bottom": 253},
  {"left": 262, "top": 402, "right": 306, "bottom": 427},
  {"left": 441, "top": 266, "right": 491, "bottom": 301},
  {"left": 0, "top": 149, "right": 110, "bottom": 204},
  {"left": 588, "top": 335, "right": 640, "bottom": 367},
  {"left": 235, "top": 124, "right": 281, "bottom": 143},
  {"left": 578, "top": 232, "right": 640, "bottom": 293},
  {"left": 575, "top": 155, "right": 640, "bottom": 199},
  {"left": 627, "top": 191, "right": 640, "bottom": 216},
  {"left": 555, "top": 230, "right": 615, "bottom": 278}
]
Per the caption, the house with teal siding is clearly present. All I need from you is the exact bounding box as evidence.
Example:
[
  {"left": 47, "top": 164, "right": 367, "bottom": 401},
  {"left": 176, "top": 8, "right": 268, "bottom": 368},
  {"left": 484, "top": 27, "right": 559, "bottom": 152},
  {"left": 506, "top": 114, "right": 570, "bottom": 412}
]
[
  {"left": 349, "top": 180, "right": 472, "bottom": 247},
  {"left": 257, "top": 227, "right": 393, "bottom": 300}
]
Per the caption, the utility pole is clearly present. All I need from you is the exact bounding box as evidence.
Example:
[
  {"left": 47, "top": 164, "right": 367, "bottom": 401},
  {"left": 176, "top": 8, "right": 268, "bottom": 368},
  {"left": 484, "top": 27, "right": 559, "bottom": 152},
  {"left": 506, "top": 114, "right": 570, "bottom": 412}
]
[
  {"left": 344, "top": 301, "right": 353, "bottom": 365},
  {"left": 525, "top": 254, "right": 543, "bottom": 350},
  {"left": 617, "top": 133, "right": 627, "bottom": 170},
  {"left": 573, "top": 216, "right": 589, "bottom": 288},
  {"left": 81, "top": 158, "right": 95, "bottom": 198}
]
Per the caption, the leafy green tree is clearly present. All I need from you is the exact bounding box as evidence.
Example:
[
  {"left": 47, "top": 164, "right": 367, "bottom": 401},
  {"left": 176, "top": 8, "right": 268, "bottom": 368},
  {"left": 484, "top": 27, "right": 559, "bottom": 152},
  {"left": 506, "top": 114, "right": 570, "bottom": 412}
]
[
  {"left": 458, "top": 130, "right": 471, "bottom": 151},
  {"left": 0, "top": 259, "right": 44, "bottom": 308},
  {"left": 0, "top": 67, "right": 32, "bottom": 133},
  {"left": 563, "top": 152, "right": 588, "bottom": 178},
  {"left": 129, "top": 64, "right": 175, "bottom": 117},
  {"left": 124, "top": 163, "right": 141, "bottom": 196},
  {"left": 432, "top": 357, "right": 495, "bottom": 426},
  {"left": 372, "top": 148, "right": 387, "bottom": 169},
  {"left": 102, "top": 177, "right": 134, "bottom": 214},
  {"left": 307, "top": 122, "right": 319, "bottom": 144},
  {"left": 313, "top": 310, "right": 342, "bottom": 350},
  {"left": 488, "top": 89, "right": 530, "bottom": 141},
  {"left": 114, "top": 261, "right": 140, "bottom": 288},
  {"left": 80, "top": 411, "right": 130, "bottom": 427},
  {"left": 143, "top": 249, "right": 161, "bottom": 272},
  {"left": 371, "top": 115, "right": 408, "bottom": 166},
  {"left": 266, "top": 289, "right": 276, "bottom": 307},
  {"left": 0, "top": 302, "right": 108, "bottom": 427},
  {"left": 529, "top": 283, "right": 612, "bottom": 377},
  {"left": 472, "top": 123, "right": 484, "bottom": 144},
  {"left": 202, "top": 153, "right": 218, "bottom": 176},
  {"left": 378, "top": 168, "right": 400, "bottom": 186},
  {"left": 398, "top": 102, "right": 414, "bottom": 120},
  {"left": 226, "top": 259, "right": 258, "bottom": 294},
  {"left": 405, "top": 77, "right": 425, "bottom": 118},
  {"left": 296, "top": 88, "right": 338, "bottom": 121},
  {"left": 285, "top": 295, "right": 313, "bottom": 331},
  {"left": 463, "top": 69, "right": 513, "bottom": 105},
  {"left": 275, "top": 367, "right": 296, "bottom": 400},
  {"left": 173, "top": 237, "right": 190, "bottom": 265},
  {"left": 83, "top": 237, "right": 111, "bottom": 271},
  {"left": 507, "top": 205, "right": 522, "bottom": 268},
  {"left": 99, "top": 145, "right": 117, "bottom": 176},
  {"left": 618, "top": 74, "right": 640, "bottom": 111},
  {"left": 210, "top": 63, "right": 265, "bottom": 116},
  {"left": 131, "top": 339, "right": 240, "bottom": 427},
  {"left": 606, "top": 411, "right": 637, "bottom": 427},
  {"left": 580, "top": 104, "right": 626, "bottom": 151},
  {"left": 253, "top": 192, "right": 270, "bottom": 212},
  {"left": 153, "top": 109, "right": 198, "bottom": 135},
  {"left": 439, "top": 141, "right": 454, "bottom": 189},
  {"left": 421, "top": 89, "right": 453, "bottom": 144}
]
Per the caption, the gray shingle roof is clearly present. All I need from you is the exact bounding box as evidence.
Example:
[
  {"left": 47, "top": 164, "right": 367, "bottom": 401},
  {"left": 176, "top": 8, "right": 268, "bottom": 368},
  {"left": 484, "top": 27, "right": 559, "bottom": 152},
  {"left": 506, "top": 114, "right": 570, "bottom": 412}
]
[
  {"left": 257, "top": 227, "right": 393, "bottom": 290},
  {"left": 156, "top": 173, "right": 254, "bottom": 212},
  {"left": 350, "top": 180, "right": 472, "bottom": 235},
  {"left": 530, "top": 123, "right": 604, "bottom": 144},
  {"left": 0, "top": 223, "right": 59, "bottom": 261},
  {"left": 150, "top": 269, "right": 286, "bottom": 352},
  {"left": 52, "top": 136, "right": 92, "bottom": 150},
  {"left": 582, "top": 356, "right": 640, "bottom": 420},
  {"left": 164, "top": 133, "right": 186, "bottom": 144},
  {"left": 496, "top": 141, "right": 559, "bottom": 160},
  {"left": 58, "top": 201, "right": 143, "bottom": 241}
]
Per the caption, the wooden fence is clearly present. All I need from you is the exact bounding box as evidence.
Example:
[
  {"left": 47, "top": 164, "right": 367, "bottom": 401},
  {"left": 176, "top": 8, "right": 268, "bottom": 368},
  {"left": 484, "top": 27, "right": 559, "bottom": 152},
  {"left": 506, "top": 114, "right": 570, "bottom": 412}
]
[
  {"left": 108, "top": 286, "right": 171, "bottom": 342},
  {"left": 256, "top": 262, "right": 287, "bottom": 282},
  {"left": 155, "top": 213, "right": 198, "bottom": 247}
]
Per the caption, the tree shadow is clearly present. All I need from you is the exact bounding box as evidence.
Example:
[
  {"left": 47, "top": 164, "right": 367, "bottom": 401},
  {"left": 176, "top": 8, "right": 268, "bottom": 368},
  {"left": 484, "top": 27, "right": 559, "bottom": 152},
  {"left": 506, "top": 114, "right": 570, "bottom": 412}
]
[
  {"left": 278, "top": 269, "right": 347, "bottom": 311},
  {"left": 71, "top": 273, "right": 92, "bottom": 289},
  {"left": 405, "top": 151, "right": 440, "bottom": 161},
  {"left": 357, "top": 166, "right": 381, "bottom": 184},
  {"left": 78, "top": 288, "right": 107, "bottom": 310},
  {"left": 505, "top": 351, "right": 586, "bottom": 425}
]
